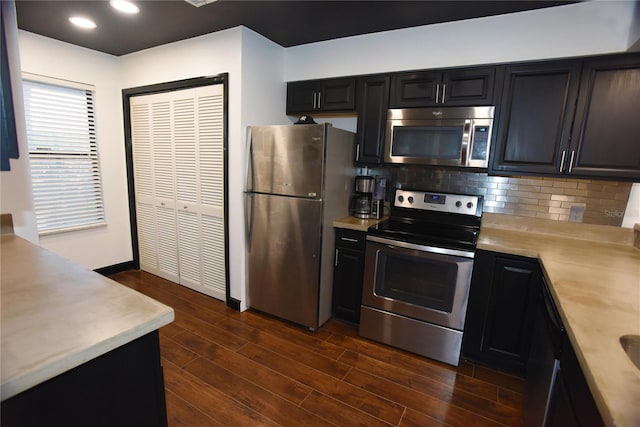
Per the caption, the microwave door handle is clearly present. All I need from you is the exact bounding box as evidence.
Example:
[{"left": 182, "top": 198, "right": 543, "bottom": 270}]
[{"left": 461, "top": 120, "right": 472, "bottom": 166}]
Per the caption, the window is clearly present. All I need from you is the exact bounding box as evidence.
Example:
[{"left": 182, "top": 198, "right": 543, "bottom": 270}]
[{"left": 22, "top": 75, "right": 105, "bottom": 234}]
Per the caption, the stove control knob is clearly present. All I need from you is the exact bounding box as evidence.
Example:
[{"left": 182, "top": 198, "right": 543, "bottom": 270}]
[
  {"left": 398, "top": 195, "right": 404, "bottom": 203},
  {"left": 456, "top": 201, "right": 462, "bottom": 208},
  {"left": 408, "top": 196, "right": 414, "bottom": 204},
  {"left": 467, "top": 202, "right": 474, "bottom": 209}
]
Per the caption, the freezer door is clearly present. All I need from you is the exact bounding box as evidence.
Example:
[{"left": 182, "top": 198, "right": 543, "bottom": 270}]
[
  {"left": 247, "top": 124, "right": 325, "bottom": 198},
  {"left": 246, "top": 193, "right": 322, "bottom": 329}
]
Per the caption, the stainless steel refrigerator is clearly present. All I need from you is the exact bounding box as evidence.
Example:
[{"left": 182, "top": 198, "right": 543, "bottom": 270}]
[{"left": 245, "top": 123, "right": 354, "bottom": 330}]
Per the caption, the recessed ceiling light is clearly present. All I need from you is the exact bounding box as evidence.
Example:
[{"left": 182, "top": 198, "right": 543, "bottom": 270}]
[
  {"left": 69, "top": 16, "right": 97, "bottom": 29},
  {"left": 184, "top": 0, "right": 217, "bottom": 7},
  {"left": 110, "top": 0, "right": 139, "bottom": 14}
]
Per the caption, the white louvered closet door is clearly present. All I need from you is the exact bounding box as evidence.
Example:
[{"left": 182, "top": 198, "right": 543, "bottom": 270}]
[
  {"left": 131, "top": 93, "right": 179, "bottom": 284},
  {"left": 197, "top": 87, "right": 226, "bottom": 297},
  {"left": 130, "top": 84, "right": 225, "bottom": 301}
]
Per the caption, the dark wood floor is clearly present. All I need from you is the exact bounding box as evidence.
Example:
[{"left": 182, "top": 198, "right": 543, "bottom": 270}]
[{"left": 109, "top": 270, "right": 525, "bottom": 427}]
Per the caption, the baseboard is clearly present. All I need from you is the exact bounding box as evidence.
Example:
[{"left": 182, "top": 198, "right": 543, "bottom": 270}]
[
  {"left": 94, "top": 261, "right": 137, "bottom": 276},
  {"left": 226, "top": 297, "right": 241, "bottom": 311}
]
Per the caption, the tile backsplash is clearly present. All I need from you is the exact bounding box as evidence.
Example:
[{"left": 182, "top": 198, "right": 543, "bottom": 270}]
[{"left": 368, "top": 166, "right": 632, "bottom": 227}]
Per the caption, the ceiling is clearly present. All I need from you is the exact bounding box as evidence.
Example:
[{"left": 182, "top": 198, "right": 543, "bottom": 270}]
[{"left": 15, "top": 0, "right": 577, "bottom": 56}]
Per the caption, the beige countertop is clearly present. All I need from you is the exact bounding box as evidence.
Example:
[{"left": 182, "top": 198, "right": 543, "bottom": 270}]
[
  {"left": 333, "top": 215, "right": 387, "bottom": 232},
  {"left": 478, "top": 214, "right": 640, "bottom": 427},
  {"left": 0, "top": 235, "right": 174, "bottom": 401}
]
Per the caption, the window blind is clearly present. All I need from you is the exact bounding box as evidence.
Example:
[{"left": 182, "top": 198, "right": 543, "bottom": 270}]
[{"left": 22, "top": 78, "right": 105, "bottom": 234}]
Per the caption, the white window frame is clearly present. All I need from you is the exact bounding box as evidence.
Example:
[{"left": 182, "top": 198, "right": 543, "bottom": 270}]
[{"left": 22, "top": 73, "right": 106, "bottom": 235}]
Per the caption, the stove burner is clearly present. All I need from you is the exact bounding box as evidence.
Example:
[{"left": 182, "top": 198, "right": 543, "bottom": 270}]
[
  {"left": 368, "top": 189, "right": 483, "bottom": 253},
  {"left": 369, "top": 219, "right": 479, "bottom": 252}
]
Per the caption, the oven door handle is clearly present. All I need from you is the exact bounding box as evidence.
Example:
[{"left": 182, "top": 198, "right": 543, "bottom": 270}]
[{"left": 366, "top": 235, "right": 475, "bottom": 259}]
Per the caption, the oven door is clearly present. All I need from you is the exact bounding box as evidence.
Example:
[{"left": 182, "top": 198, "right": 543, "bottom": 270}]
[{"left": 362, "top": 237, "right": 474, "bottom": 330}]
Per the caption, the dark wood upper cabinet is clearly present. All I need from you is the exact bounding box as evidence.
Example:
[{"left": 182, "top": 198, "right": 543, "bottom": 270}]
[
  {"left": 286, "top": 81, "right": 319, "bottom": 113},
  {"left": 568, "top": 54, "right": 640, "bottom": 180},
  {"left": 491, "top": 60, "right": 582, "bottom": 176},
  {"left": 286, "top": 77, "right": 356, "bottom": 114},
  {"left": 286, "top": 53, "right": 638, "bottom": 180},
  {"left": 355, "top": 75, "right": 390, "bottom": 165},
  {"left": 389, "top": 71, "right": 440, "bottom": 107},
  {"left": 390, "top": 67, "right": 496, "bottom": 108}
]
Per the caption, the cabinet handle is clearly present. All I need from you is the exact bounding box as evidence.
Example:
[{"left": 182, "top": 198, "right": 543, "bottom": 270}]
[
  {"left": 317, "top": 92, "right": 321, "bottom": 109},
  {"left": 335, "top": 249, "right": 339, "bottom": 267},
  {"left": 312, "top": 92, "right": 317, "bottom": 109},
  {"left": 441, "top": 83, "right": 446, "bottom": 104},
  {"left": 559, "top": 150, "right": 567, "bottom": 172},
  {"left": 356, "top": 144, "right": 360, "bottom": 161},
  {"left": 568, "top": 150, "right": 576, "bottom": 173},
  {"left": 340, "top": 237, "right": 359, "bottom": 243},
  {"left": 435, "top": 83, "right": 440, "bottom": 104}
]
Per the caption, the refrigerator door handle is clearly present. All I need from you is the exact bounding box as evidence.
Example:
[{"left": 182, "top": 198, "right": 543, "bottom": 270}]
[
  {"left": 246, "top": 126, "right": 255, "bottom": 192},
  {"left": 245, "top": 193, "right": 254, "bottom": 251}
]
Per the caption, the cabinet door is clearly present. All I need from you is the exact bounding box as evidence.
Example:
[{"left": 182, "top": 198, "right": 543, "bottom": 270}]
[
  {"left": 355, "top": 76, "right": 390, "bottom": 164},
  {"left": 546, "top": 370, "right": 580, "bottom": 427},
  {"left": 442, "top": 67, "right": 496, "bottom": 106},
  {"left": 558, "top": 337, "right": 606, "bottom": 427},
  {"left": 569, "top": 54, "right": 640, "bottom": 180},
  {"left": 321, "top": 78, "right": 356, "bottom": 111},
  {"left": 286, "top": 78, "right": 356, "bottom": 114},
  {"left": 389, "top": 71, "right": 440, "bottom": 108},
  {"left": 332, "top": 246, "right": 365, "bottom": 323},
  {"left": 286, "top": 81, "right": 319, "bottom": 114},
  {"left": 491, "top": 61, "right": 581, "bottom": 176},
  {"left": 463, "top": 250, "right": 541, "bottom": 373}
]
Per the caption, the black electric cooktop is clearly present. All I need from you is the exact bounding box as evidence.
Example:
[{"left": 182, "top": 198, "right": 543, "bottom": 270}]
[{"left": 367, "top": 189, "right": 483, "bottom": 253}]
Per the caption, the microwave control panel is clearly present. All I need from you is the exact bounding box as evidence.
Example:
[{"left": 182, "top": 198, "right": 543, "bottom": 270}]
[{"left": 470, "top": 126, "right": 491, "bottom": 161}]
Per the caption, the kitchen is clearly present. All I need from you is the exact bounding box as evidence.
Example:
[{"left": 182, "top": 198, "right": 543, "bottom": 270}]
[{"left": 2, "top": 0, "right": 639, "bottom": 426}]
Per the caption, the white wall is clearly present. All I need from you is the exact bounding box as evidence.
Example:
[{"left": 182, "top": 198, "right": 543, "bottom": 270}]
[
  {"left": 17, "top": 32, "right": 130, "bottom": 267},
  {"left": 1, "top": 2, "right": 38, "bottom": 243},
  {"left": 285, "top": 1, "right": 636, "bottom": 81},
  {"left": 120, "top": 27, "right": 286, "bottom": 309}
]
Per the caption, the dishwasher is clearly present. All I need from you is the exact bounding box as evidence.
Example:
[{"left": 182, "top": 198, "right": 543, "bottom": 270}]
[{"left": 525, "top": 277, "right": 566, "bottom": 427}]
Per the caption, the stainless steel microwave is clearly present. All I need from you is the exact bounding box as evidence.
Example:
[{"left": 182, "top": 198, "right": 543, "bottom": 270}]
[{"left": 384, "top": 106, "right": 495, "bottom": 168}]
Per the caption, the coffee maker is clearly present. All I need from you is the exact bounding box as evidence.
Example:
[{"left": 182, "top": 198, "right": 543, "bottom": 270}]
[{"left": 351, "top": 175, "right": 374, "bottom": 219}]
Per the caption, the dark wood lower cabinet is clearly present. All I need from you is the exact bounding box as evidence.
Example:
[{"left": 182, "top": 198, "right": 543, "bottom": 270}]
[
  {"left": 332, "top": 228, "right": 366, "bottom": 323},
  {"left": 546, "top": 370, "right": 580, "bottom": 427},
  {"left": 1, "top": 331, "right": 167, "bottom": 427},
  {"left": 463, "top": 250, "right": 541, "bottom": 374},
  {"left": 550, "top": 337, "right": 605, "bottom": 427}
]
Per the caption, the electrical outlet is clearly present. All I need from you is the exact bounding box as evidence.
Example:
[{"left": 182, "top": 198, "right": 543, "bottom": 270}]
[{"left": 569, "top": 205, "right": 585, "bottom": 223}]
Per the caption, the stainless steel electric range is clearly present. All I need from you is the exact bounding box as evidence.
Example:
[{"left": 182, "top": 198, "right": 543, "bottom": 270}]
[{"left": 359, "top": 188, "right": 483, "bottom": 366}]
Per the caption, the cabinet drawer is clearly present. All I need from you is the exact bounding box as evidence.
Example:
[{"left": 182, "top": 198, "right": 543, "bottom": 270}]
[{"left": 335, "top": 228, "right": 366, "bottom": 251}]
